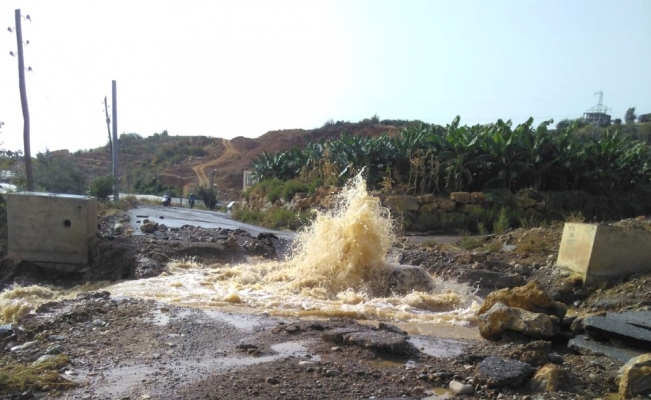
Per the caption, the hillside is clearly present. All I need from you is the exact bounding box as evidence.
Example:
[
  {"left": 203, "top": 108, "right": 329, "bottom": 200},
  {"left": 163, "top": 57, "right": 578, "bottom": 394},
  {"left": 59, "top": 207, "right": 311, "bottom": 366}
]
[{"left": 64, "top": 121, "right": 407, "bottom": 200}]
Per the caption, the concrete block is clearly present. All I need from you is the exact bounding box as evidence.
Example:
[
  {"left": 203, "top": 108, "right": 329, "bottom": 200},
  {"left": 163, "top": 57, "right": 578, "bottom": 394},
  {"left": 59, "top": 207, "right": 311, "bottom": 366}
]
[
  {"left": 557, "top": 223, "right": 651, "bottom": 286},
  {"left": 8, "top": 193, "right": 97, "bottom": 268}
]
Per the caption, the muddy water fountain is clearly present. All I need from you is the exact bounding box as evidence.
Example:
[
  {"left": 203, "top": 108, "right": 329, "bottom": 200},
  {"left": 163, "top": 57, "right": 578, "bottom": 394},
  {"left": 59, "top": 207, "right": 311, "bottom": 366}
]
[
  {"left": 1, "top": 174, "right": 481, "bottom": 330},
  {"left": 0, "top": 175, "right": 481, "bottom": 398}
]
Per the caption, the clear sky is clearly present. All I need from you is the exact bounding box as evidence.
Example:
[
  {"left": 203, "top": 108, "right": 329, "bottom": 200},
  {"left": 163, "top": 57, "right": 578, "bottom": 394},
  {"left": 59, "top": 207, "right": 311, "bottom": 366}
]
[{"left": 0, "top": 0, "right": 650, "bottom": 154}]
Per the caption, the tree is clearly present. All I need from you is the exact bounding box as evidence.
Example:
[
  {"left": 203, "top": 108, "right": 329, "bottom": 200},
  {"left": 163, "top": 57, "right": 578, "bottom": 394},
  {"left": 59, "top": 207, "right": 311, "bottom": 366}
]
[
  {"left": 614, "top": 118, "right": 622, "bottom": 125},
  {"left": 34, "top": 152, "right": 87, "bottom": 194},
  {"left": 625, "top": 107, "right": 637, "bottom": 124},
  {"left": 89, "top": 175, "right": 117, "bottom": 201}
]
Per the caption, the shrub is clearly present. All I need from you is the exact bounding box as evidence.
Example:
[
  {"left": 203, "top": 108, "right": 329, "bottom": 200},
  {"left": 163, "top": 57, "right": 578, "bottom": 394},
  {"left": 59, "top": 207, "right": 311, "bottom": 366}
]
[
  {"left": 493, "top": 207, "right": 510, "bottom": 234},
  {"left": 281, "top": 179, "right": 308, "bottom": 201},
  {"left": 89, "top": 175, "right": 117, "bottom": 202},
  {"left": 195, "top": 185, "right": 218, "bottom": 209}
]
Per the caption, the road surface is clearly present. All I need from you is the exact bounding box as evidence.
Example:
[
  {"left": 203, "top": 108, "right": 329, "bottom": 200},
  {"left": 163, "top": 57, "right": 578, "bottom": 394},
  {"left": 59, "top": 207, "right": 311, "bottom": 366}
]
[{"left": 127, "top": 205, "right": 296, "bottom": 241}]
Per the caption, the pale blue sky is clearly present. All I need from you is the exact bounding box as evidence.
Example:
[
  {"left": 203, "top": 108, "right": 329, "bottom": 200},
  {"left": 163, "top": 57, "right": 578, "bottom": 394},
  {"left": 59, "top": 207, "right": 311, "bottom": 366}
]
[{"left": 1, "top": 0, "right": 650, "bottom": 153}]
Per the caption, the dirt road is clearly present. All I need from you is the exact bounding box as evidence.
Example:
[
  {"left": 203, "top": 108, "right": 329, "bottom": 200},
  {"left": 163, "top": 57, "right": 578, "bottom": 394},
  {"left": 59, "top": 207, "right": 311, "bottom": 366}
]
[{"left": 189, "top": 139, "right": 241, "bottom": 191}]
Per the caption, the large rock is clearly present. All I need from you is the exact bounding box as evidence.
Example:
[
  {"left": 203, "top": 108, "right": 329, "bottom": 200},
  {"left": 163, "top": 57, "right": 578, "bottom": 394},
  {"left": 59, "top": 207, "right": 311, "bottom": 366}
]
[
  {"left": 583, "top": 311, "right": 651, "bottom": 350},
  {"left": 478, "top": 302, "right": 559, "bottom": 340},
  {"left": 475, "top": 356, "right": 534, "bottom": 388},
  {"left": 618, "top": 353, "right": 651, "bottom": 398},
  {"left": 322, "top": 328, "right": 414, "bottom": 355},
  {"left": 450, "top": 192, "right": 470, "bottom": 204},
  {"left": 530, "top": 364, "right": 571, "bottom": 392},
  {"left": 470, "top": 192, "right": 485, "bottom": 203},
  {"left": 418, "top": 202, "right": 438, "bottom": 213},
  {"left": 384, "top": 195, "right": 420, "bottom": 212},
  {"left": 383, "top": 265, "right": 435, "bottom": 296},
  {"left": 436, "top": 198, "right": 457, "bottom": 212},
  {"left": 477, "top": 280, "right": 567, "bottom": 320},
  {"left": 140, "top": 221, "right": 158, "bottom": 233},
  {"left": 294, "top": 197, "right": 312, "bottom": 210}
]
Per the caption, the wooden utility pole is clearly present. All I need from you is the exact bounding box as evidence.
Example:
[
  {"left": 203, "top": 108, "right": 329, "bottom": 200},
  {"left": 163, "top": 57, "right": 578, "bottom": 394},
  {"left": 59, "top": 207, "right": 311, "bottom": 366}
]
[
  {"left": 111, "top": 80, "right": 119, "bottom": 202},
  {"left": 15, "top": 9, "right": 33, "bottom": 191}
]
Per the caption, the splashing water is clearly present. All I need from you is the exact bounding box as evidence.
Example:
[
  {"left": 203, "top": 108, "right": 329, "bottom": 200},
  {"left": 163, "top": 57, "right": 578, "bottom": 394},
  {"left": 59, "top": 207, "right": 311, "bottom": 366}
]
[
  {"left": 0, "top": 282, "right": 110, "bottom": 323},
  {"left": 0, "top": 174, "right": 482, "bottom": 326}
]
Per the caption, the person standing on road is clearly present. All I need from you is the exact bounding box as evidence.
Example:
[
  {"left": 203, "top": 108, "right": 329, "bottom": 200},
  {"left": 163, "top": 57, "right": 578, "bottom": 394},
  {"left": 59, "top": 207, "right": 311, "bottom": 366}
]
[{"left": 188, "top": 192, "right": 196, "bottom": 209}]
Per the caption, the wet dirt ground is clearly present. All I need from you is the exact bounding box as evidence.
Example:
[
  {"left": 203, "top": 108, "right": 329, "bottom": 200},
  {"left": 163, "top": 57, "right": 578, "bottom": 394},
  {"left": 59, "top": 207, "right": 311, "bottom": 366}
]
[{"left": 3, "top": 209, "right": 651, "bottom": 399}]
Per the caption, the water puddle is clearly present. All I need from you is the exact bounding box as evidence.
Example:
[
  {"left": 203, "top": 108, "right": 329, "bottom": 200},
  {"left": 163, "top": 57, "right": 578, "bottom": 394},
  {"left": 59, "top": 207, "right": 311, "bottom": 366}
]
[
  {"left": 422, "top": 387, "right": 452, "bottom": 399},
  {"left": 408, "top": 336, "right": 466, "bottom": 358},
  {"left": 366, "top": 355, "right": 411, "bottom": 369},
  {"left": 89, "top": 341, "right": 313, "bottom": 397}
]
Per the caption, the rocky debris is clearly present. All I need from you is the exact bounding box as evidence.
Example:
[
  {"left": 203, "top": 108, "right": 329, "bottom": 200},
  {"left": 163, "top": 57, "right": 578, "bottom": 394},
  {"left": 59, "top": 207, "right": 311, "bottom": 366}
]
[
  {"left": 474, "top": 356, "right": 534, "bottom": 388},
  {"left": 477, "top": 280, "right": 567, "bottom": 320},
  {"left": 568, "top": 336, "right": 647, "bottom": 363},
  {"left": 583, "top": 311, "right": 651, "bottom": 350},
  {"left": 322, "top": 327, "right": 416, "bottom": 355},
  {"left": 478, "top": 302, "right": 559, "bottom": 340},
  {"left": 140, "top": 220, "right": 158, "bottom": 233},
  {"left": 449, "top": 380, "right": 474, "bottom": 395},
  {"left": 529, "top": 363, "right": 571, "bottom": 392},
  {"left": 459, "top": 269, "right": 526, "bottom": 289},
  {"left": 618, "top": 353, "right": 651, "bottom": 398},
  {"left": 505, "top": 340, "right": 555, "bottom": 367},
  {"left": 0, "top": 323, "right": 13, "bottom": 338}
]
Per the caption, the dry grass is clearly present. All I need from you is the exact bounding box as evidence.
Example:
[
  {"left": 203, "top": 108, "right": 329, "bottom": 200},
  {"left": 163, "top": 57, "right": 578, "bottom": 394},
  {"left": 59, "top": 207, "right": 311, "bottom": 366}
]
[
  {"left": 0, "top": 354, "right": 75, "bottom": 395},
  {"left": 513, "top": 229, "right": 560, "bottom": 256}
]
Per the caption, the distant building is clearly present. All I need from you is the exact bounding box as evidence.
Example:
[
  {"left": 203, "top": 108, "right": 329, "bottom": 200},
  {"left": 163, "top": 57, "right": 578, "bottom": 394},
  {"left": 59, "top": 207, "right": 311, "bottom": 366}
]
[
  {"left": 243, "top": 170, "right": 256, "bottom": 190},
  {"left": 583, "top": 112, "right": 611, "bottom": 127}
]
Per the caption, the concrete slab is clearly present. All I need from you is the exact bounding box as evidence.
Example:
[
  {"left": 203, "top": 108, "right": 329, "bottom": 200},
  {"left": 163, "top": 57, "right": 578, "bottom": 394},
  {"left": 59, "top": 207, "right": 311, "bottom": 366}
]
[
  {"left": 557, "top": 223, "right": 651, "bottom": 286},
  {"left": 583, "top": 312, "right": 651, "bottom": 350},
  {"left": 7, "top": 192, "right": 97, "bottom": 268},
  {"left": 568, "top": 335, "right": 646, "bottom": 363}
]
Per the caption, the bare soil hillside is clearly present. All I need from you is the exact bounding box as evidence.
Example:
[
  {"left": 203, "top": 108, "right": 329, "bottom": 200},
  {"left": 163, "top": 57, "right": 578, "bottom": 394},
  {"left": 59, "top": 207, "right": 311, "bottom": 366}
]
[{"left": 60, "top": 123, "right": 405, "bottom": 200}]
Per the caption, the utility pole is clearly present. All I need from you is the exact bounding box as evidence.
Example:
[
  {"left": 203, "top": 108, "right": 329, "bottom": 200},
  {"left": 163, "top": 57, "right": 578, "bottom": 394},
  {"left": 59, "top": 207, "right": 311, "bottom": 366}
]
[
  {"left": 103, "top": 96, "right": 112, "bottom": 160},
  {"left": 111, "top": 80, "right": 119, "bottom": 202},
  {"left": 179, "top": 160, "right": 183, "bottom": 207},
  {"left": 15, "top": 9, "right": 33, "bottom": 191}
]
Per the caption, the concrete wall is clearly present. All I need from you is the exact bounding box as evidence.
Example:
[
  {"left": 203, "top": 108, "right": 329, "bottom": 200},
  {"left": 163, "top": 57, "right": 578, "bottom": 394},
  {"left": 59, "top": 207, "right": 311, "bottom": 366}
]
[
  {"left": 8, "top": 193, "right": 97, "bottom": 268},
  {"left": 557, "top": 223, "right": 651, "bottom": 286}
]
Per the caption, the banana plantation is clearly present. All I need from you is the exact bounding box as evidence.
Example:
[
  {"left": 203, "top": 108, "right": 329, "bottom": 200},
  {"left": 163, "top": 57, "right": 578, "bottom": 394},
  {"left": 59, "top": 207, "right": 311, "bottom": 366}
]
[{"left": 251, "top": 116, "right": 651, "bottom": 196}]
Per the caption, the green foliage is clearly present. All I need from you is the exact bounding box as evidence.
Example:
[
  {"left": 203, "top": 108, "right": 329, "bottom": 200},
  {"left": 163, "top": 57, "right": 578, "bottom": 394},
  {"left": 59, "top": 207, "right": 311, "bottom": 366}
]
[
  {"left": 493, "top": 207, "right": 510, "bottom": 234},
  {"left": 250, "top": 117, "right": 651, "bottom": 197},
  {"left": 133, "top": 177, "right": 177, "bottom": 197},
  {"left": 232, "top": 207, "right": 315, "bottom": 230},
  {"left": 459, "top": 236, "right": 483, "bottom": 250},
  {"left": 34, "top": 152, "right": 87, "bottom": 194},
  {"left": 89, "top": 175, "right": 117, "bottom": 201},
  {"left": 281, "top": 179, "right": 308, "bottom": 201},
  {"left": 253, "top": 179, "right": 284, "bottom": 203},
  {"left": 195, "top": 185, "right": 218, "bottom": 209},
  {"left": 625, "top": 107, "right": 636, "bottom": 124},
  {"left": 307, "top": 178, "right": 324, "bottom": 195}
]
